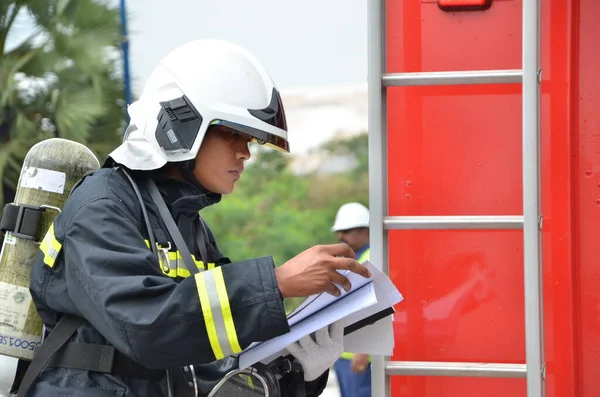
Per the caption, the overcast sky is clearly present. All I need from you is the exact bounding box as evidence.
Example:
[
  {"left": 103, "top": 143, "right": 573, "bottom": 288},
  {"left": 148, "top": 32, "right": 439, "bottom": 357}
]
[
  {"left": 126, "top": 0, "right": 368, "bottom": 95},
  {"left": 5, "top": 1, "right": 368, "bottom": 95}
]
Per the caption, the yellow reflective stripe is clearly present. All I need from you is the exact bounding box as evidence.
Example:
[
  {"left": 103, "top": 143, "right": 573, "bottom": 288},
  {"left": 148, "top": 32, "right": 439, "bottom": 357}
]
[
  {"left": 169, "top": 252, "right": 214, "bottom": 278},
  {"left": 159, "top": 261, "right": 178, "bottom": 278},
  {"left": 144, "top": 240, "right": 215, "bottom": 278},
  {"left": 357, "top": 248, "right": 370, "bottom": 264},
  {"left": 162, "top": 258, "right": 215, "bottom": 278},
  {"left": 168, "top": 252, "right": 190, "bottom": 278},
  {"left": 212, "top": 267, "right": 241, "bottom": 354},
  {"left": 171, "top": 251, "right": 206, "bottom": 270},
  {"left": 194, "top": 268, "right": 241, "bottom": 360},
  {"left": 340, "top": 351, "right": 372, "bottom": 362},
  {"left": 195, "top": 271, "right": 224, "bottom": 360},
  {"left": 176, "top": 268, "right": 192, "bottom": 278},
  {"left": 238, "top": 374, "right": 255, "bottom": 389},
  {"left": 39, "top": 224, "right": 62, "bottom": 268}
]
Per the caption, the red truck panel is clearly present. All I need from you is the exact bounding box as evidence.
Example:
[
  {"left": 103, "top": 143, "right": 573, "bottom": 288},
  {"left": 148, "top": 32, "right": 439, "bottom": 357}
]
[
  {"left": 385, "top": 0, "right": 597, "bottom": 395},
  {"left": 573, "top": 0, "right": 600, "bottom": 393}
]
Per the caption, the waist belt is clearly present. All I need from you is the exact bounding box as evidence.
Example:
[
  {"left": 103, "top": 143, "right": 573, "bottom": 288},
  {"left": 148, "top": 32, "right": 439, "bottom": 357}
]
[
  {"left": 47, "top": 341, "right": 164, "bottom": 381},
  {"left": 17, "top": 315, "right": 164, "bottom": 397}
]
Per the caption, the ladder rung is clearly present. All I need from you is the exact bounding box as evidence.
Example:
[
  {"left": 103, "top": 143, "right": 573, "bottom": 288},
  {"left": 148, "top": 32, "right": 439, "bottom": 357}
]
[
  {"left": 382, "top": 69, "right": 523, "bottom": 87},
  {"left": 386, "top": 361, "right": 527, "bottom": 378},
  {"left": 384, "top": 215, "right": 524, "bottom": 230}
]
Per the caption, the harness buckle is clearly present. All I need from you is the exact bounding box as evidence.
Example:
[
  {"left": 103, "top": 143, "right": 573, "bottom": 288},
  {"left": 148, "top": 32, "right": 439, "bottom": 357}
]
[{"left": 156, "top": 241, "right": 172, "bottom": 273}]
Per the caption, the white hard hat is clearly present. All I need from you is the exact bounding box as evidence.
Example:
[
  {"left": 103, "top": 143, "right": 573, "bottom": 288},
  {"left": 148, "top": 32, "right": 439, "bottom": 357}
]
[
  {"left": 109, "top": 39, "right": 289, "bottom": 170},
  {"left": 331, "top": 202, "right": 370, "bottom": 232}
]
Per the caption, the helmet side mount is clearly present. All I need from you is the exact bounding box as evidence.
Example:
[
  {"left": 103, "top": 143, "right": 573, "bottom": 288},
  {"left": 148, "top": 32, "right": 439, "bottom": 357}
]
[{"left": 155, "top": 95, "right": 203, "bottom": 155}]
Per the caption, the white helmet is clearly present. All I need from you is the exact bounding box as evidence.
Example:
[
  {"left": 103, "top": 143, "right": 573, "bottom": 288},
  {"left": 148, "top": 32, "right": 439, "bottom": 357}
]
[
  {"left": 108, "top": 39, "right": 289, "bottom": 171},
  {"left": 331, "top": 202, "right": 370, "bottom": 232}
]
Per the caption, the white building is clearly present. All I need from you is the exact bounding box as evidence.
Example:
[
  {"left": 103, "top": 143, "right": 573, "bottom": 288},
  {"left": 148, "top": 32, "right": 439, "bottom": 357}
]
[{"left": 280, "top": 83, "right": 368, "bottom": 174}]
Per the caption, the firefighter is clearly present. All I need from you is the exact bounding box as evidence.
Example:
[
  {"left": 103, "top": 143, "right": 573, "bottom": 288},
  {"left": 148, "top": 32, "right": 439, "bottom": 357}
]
[
  {"left": 330, "top": 202, "right": 372, "bottom": 397},
  {"left": 18, "top": 39, "right": 371, "bottom": 397}
]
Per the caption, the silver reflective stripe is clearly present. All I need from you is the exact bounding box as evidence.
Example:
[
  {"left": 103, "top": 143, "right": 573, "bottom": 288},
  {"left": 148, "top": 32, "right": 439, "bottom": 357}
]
[
  {"left": 40, "top": 224, "right": 62, "bottom": 268},
  {"left": 169, "top": 257, "right": 178, "bottom": 271},
  {"left": 44, "top": 246, "right": 60, "bottom": 265},
  {"left": 203, "top": 270, "right": 235, "bottom": 357}
]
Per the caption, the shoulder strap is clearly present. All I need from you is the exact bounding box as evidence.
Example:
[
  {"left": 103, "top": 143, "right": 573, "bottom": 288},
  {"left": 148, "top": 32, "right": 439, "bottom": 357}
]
[
  {"left": 119, "top": 168, "right": 158, "bottom": 258},
  {"left": 194, "top": 218, "right": 210, "bottom": 265},
  {"left": 145, "top": 178, "right": 199, "bottom": 276}
]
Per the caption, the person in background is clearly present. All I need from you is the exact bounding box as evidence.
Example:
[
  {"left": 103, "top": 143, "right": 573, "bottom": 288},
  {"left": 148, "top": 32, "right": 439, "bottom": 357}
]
[{"left": 330, "top": 202, "right": 372, "bottom": 397}]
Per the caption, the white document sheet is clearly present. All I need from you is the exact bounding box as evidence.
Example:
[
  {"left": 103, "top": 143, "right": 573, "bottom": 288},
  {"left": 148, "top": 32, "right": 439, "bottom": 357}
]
[
  {"left": 239, "top": 282, "right": 378, "bottom": 370},
  {"left": 344, "top": 315, "right": 395, "bottom": 355},
  {"left": 238, "top": 261, "right": 404, "bottom": 369}
]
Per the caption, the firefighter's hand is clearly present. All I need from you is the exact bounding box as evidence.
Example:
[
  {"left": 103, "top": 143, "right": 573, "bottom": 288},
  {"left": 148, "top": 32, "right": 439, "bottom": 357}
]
[
  {"left": 285, "top": 320, "right": 344, "bottom": 382},
  {"left": 351, "top": 353, "right": 370, "bottom": 373},
  {"left": 275, "top": 243, "right": 371, "bottom": 298}
]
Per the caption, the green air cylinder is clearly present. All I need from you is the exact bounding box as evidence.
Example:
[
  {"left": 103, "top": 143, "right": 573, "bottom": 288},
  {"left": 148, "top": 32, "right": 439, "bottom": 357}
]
[{"left": 0, "top": 138, "right": 100, "bottom": 360}]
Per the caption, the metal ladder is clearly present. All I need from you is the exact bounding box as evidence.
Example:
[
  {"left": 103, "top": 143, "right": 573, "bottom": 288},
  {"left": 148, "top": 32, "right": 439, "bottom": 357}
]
[{"left": 367, "top": 0, "right": 544, "bottom": 396}]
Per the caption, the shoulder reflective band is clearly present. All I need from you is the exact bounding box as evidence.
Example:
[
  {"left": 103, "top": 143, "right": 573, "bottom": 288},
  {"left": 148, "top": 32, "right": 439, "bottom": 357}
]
[
  {"left": 438, "top": 0, "right": 492, "bottom": 11},
  {"left": 39, "top": 224, "right": 62, "bottom": 268},
  {"left": 340, "top": 351, "right": 372, "bottom": 362},
  {"left": 357, "top": 248, "right": 370, "bottom": 264},
  {"left": 144, "top": 240, "right": 215, "bottom": 278},
  {"left": 195, "top": 267, "right": 242, "bottom": 360},
  {"left": 162, "top": 250, "right": 214, "bottom": 278}
]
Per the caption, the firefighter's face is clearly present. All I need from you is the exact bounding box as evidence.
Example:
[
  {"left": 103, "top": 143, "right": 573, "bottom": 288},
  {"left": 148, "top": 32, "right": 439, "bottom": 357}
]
[{"left": 193, "top": 126, "right": 251, "bottom": 194}]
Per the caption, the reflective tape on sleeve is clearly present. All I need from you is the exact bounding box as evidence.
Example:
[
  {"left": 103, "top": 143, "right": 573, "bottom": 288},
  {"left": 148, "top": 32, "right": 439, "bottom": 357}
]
[{"left": 194, "top": 267, "right": 241, "bottom": 359}]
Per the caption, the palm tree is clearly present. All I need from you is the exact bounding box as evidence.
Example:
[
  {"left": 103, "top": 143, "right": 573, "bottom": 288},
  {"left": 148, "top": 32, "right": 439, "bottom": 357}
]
[{"left": 0, "top": 0, "right": 125, "bottom": 207}]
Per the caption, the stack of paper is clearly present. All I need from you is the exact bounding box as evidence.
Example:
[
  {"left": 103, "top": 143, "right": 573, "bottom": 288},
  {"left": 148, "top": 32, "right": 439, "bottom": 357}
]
[{"left": 237, "top": 261, "right": 403, "bottom": 370}]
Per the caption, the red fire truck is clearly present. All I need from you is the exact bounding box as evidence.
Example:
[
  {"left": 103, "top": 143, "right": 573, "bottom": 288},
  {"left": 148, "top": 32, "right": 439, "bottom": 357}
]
[{"left": 367, "top": 0, "right": 599, "bottom": 396}]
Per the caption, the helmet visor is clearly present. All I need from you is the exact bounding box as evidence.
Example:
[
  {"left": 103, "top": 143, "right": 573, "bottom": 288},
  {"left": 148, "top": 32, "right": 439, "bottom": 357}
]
[{"left": 210, "top": 119, "right": 290, "bottom": 152}]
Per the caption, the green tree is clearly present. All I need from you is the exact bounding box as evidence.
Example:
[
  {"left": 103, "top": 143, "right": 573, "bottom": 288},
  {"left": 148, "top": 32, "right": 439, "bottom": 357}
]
[
  {"left": 320, "top": 132, "right": 369, "bottom": 175},
  {"left": 0, "top": 0, "right": 125, "bottom": 206}
]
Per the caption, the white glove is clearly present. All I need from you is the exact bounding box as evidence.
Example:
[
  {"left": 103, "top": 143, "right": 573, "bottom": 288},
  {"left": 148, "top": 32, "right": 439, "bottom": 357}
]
[{"left": 284, "top": 320, "right": 344, "bottom": 382}]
